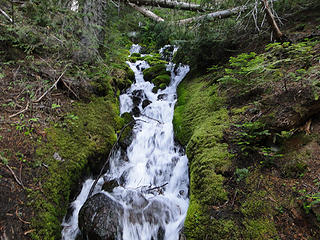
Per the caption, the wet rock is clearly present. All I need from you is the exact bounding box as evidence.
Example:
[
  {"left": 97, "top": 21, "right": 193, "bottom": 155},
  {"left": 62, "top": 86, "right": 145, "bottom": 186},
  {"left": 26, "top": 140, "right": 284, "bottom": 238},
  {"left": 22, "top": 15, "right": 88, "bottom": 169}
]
[
  {"left": 132, "top": 95, "right": 142, "bottom": 106},
  {"left": 119, "top": 113, "right": 134, "bottom": 151},
  {"left": 142, "top": 99, "right": 152, "bottom": 109},
  {"left": 131, "top": 89, "right": 146, "bottom": 108},
  {"left": 157, "top": 226, "right": 165, "bottom": 240},
  {"left": 119, "top": 171, "right": 128, "bottom": 186},
  {"left": 179, "top": 229, "right": 187, "bottom": 240},
  {"left": 132, "top": 89, "right": 145, "bottom": 98},
  {"left": 123, "top": 190, "right": 148, "bottom": 209},
  {"left": 132, "top": 107, "right": 140, "bottom": 117},
  {"left": 143, "top": 199, "right": 171, "bottom": 225},
  {"left": 102, "top": 179, "right": 119, "bottom": 193},
  {"left": 157, "top": 94, "right": 168, "bottom": 101},
  {"left": 78, "top": 193, "right": 123, "bottom": 240}
]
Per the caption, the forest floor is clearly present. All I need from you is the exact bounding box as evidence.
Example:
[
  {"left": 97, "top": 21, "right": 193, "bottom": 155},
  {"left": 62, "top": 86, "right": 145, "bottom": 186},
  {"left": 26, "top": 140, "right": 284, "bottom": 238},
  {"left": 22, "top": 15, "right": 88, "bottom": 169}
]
[
  {"left": 0, "top": 57, "right": 74, "bottom": 239},
  {"left": 0, "top": 5, "right": 320, "bottom": 240}
]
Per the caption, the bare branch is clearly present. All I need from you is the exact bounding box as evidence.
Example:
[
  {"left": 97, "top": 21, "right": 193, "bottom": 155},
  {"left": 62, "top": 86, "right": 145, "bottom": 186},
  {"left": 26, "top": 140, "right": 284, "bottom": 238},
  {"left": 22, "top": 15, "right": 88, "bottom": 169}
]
[
  {"left": 127, "top": 0, "right": 214, "bottom": 12},
  {"left": 261, "top": 0, "right": 284, "bottom": 41},
  {"left": 0, "top": 6, "right": 13, "bottom": 23},
  {"left": 175, "top": 5, "right": 248, "bottom": 25},
  {"left": 6, "top": 165, "right": 25, "bottom": 188},
  {"left": 33, "top": 69, "right": 66, "bottom": 103},
  {"left": 128, "top": 2, "right": 164, "bottom": 22},
  {"left": 9, "top": 102, "right": 29, "bottom": 118}
]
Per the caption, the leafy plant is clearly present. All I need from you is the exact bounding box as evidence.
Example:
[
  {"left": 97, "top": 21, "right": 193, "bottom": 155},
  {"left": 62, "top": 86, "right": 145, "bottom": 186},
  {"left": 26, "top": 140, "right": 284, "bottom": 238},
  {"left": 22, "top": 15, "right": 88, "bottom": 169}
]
[{"left": 235, "top": 168, "right": 249, "bottom": 182}]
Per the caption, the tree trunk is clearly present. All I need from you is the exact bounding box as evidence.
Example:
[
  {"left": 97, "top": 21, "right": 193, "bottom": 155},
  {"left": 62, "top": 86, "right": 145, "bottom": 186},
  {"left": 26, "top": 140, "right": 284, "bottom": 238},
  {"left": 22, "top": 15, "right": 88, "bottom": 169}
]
[
  {"left": 74, "top": 0, "right": 107, "bottom": 63},
  {"left": 127, "top": 0, "right": 213, "bottom": 12}
]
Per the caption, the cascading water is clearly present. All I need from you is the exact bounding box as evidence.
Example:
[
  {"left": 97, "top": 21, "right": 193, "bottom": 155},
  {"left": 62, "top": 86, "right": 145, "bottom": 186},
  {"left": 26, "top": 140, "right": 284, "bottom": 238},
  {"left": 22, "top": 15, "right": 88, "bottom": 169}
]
[{"left": 61, "top": 44, "right": 190, "bottom": 240}]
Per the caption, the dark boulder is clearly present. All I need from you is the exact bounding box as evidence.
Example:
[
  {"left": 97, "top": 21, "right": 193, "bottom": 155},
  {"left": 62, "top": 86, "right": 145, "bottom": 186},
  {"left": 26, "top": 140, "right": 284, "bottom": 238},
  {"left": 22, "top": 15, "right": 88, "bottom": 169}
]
[
  {"left": 142, "top": 99, "right": 152, "bottom": 109},
  {"left": 131, "top": 89, "right": 146, "bottom": 108},
  {"left": 132, "top": 107, "right": 140, "bottom": 117},
  {"left": 78, "top": 193, "right": 124, "bottom": 240}
]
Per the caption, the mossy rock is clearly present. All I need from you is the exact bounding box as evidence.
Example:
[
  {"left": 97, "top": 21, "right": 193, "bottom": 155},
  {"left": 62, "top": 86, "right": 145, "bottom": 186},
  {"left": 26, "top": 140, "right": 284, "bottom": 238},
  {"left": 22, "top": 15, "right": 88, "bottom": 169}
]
[
  {"left": 131, "top": 52, "right": 141, "bottom": 58},
  {"left": 128, "top": 56, "right": 144, "bottom": 63},
  {"left": 124, "top": 65, "right": 135, "bottom": 81},
  {"left": 152, "top": 74, "right": 170, "bottom": 88},
  {"left": 143, "top": 64, "right": 169, "bottom": 82},
  {"left": 173, "top": 74, "right": 234, "bottom": 238},
  {"left": 143, "top": 54, "right": 167, "bottom": 66}
]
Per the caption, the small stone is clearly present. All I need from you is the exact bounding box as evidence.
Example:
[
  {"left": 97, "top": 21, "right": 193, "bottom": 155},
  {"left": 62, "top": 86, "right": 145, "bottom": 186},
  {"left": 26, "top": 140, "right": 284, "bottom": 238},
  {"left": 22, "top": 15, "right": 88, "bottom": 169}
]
[{"left": 53, "top": 152, "right": 64, "bottom": 162}]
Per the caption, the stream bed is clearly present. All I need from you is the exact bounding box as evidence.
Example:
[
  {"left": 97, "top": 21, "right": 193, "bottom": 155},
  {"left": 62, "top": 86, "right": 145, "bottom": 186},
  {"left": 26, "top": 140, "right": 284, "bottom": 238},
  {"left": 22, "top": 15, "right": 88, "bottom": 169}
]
[{"left": 61, "top": 45, "right": 190, "bottom": 240}]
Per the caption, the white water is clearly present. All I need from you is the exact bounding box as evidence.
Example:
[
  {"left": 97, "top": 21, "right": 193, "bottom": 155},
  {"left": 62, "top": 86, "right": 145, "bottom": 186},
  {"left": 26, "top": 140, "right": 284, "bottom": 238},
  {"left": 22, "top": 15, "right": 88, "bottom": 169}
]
[{"left": 61, "top": 44, "right": 190, "bottom": 240}]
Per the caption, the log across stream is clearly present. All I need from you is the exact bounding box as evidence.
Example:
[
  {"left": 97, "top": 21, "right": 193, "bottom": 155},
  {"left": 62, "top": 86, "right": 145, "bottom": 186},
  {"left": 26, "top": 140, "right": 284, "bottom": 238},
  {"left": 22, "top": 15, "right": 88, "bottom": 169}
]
[{"left": 61, "top": 45, "right": 190, "bottom": 240}]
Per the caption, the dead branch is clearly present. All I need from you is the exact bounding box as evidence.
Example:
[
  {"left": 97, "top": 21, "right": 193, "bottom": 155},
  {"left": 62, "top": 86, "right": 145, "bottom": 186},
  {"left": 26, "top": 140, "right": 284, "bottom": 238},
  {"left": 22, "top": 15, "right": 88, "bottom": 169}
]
[
  {"left": 24, "top": 229, "right": 35, "bottom": 235},
  {"left": 15, "top": 207, "right": 30, "bottom": 224},
  {"left": 127, "top": 0, "right": 214, "bottom": 12},
  {"left": 33, "top": 69, "right": 66, "bottom": 103},
  {"left": 140, "top": 113, "right": 163, "bottom": 124},
  {"left": 6, "top": 165, "right": 25, "bottom": 188},
  {"left": 0, "top": 6, "right": 13, "bottom": 23},
  {"left": 9, "top": 102, "right": 29, "bottom": 118},
  {"left": 128, "top": 2, "right": 164, "bottom": 22},
  {"left": 175, "top": 5, "right": 248, "bottom": 25},
  {"left": 146, "top": 182, "right": 168, "bottom": 192},
  {"left": 261, "top": 0, "right": 284, "bottom": 41},
  {"left": 61, "top": 80, "right": 80, "bottom": 100}
]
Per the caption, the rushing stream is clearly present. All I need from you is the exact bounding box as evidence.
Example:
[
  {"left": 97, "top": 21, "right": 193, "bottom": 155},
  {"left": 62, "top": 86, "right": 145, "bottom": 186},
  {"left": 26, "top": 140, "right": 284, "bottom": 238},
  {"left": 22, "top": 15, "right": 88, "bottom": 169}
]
[{"left": 61, "top": 45, "right": 190, "bottom": 240}]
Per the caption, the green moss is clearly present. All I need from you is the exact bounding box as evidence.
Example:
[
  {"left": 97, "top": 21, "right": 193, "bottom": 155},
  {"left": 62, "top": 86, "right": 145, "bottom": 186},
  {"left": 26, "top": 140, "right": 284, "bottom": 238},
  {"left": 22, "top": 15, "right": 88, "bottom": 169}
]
[
  {"left": 131, "top": 52, "right": 141, "bottom": 58},
  {"left": 128, "top": 56, "right": 144, "bottom": 63},
  {"left": 241, "top": 191, "right": 271, "bottom": 217},
  {"left": 125, "top": 65, "right": 135, "bottom": 81},
  {"left": 152, "top": 74, "right": 170, "bottom": 87},
  {"left": 173, "top": 74, "right": 234, "bottom": 237},
  {"left": 143, "top": 54, "right": 167, "bottom": 66},
  {"left": 185, "top": 199, "right": 240, "bottom": 240},
  {"left": 143, "top": 64, "right": 169, "bottom": 82},
  {"left": 243, "top": 218, "right": 277, "bottom": 239},
  {"left": 30, "top": 96, "right": 123, "bottom": 239}
]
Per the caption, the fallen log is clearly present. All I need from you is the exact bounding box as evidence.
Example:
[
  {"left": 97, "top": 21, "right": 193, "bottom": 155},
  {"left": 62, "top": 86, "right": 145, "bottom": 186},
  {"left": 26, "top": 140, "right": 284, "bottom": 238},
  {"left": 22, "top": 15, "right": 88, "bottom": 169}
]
[
  {"left": 175, "top": 5, "right": 248, "bottom": 25},
  {"left": 128, "top": 2, "right": 164, "bottom": 22},
  {"left": 128, "top": 0, "right": 214, "bottom": 12}
]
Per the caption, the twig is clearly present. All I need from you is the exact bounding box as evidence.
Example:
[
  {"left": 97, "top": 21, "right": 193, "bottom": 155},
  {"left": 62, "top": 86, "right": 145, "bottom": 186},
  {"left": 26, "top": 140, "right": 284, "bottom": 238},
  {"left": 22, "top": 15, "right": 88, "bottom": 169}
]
[
  {"left": 61, "top": 80, "right": 80, "bottom": 100},
  {"left": 6, "top": 165, "right": 24, "bottom": 188},
  {"left": 24, "top": 229, "right": 35, "bottom": 235},
  {"left": 15, "top": 207, "right": 30, "bottom": 224},
  {"left": 0, "top": 6, "right": 13, "bottom": 23},
  {"left": 139, "top": 113, "right": 163, "bottom": 124},
  {"left": 9, "top": 102, "right": 29, "bottom": 118},
  {"left": 231, "top": 190, "right": 238, "bottom": 207},
  {"left": 33, "top": 70, "right": 66, "bottom": 103},
  {"left": 146, "top": 183, "right": 168, "bottom": 192},
  {"left": 87, "top": 119, "right": 136, "bottom": 198}
]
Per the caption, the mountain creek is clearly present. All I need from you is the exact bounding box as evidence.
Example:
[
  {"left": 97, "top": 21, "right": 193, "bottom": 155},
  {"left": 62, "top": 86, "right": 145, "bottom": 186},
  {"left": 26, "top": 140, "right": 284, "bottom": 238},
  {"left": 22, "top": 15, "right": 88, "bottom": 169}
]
[{"left": 0, "top": 2, "right": 320, "bottom": 240}]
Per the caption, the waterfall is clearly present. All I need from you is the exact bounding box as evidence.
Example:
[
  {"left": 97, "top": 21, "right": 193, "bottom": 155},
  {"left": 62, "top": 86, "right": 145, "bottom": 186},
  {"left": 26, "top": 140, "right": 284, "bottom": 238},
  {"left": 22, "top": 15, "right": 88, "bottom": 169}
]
[{"left": 61, "top": 44, "right": 190, "bottom": 240}]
